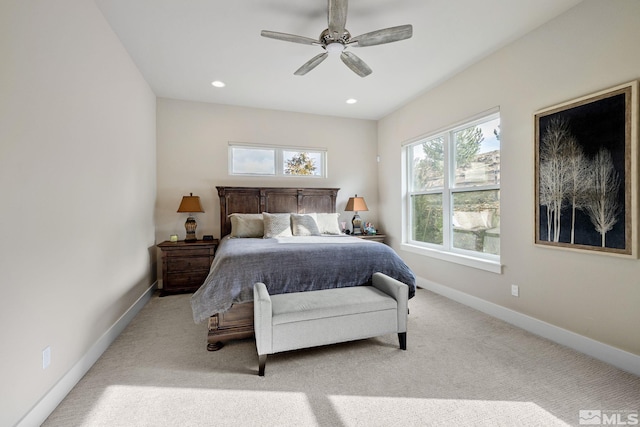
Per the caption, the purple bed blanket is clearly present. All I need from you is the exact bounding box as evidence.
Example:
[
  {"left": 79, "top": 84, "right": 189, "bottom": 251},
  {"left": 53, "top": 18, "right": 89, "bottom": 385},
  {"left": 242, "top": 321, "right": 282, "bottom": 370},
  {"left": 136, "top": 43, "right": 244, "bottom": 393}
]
[{"left": 191, "top": 235, "right": 416, "bottom": 323}]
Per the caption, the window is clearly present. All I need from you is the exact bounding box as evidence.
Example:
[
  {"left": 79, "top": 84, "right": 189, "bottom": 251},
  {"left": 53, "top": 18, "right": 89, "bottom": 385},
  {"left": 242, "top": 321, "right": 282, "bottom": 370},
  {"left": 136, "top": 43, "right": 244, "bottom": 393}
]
[
  {"left": 404, "top": 111, "right": 500, "bottom": 270},
  {"left": 229, "top": 143, "right": 326, "bottom": 178}
]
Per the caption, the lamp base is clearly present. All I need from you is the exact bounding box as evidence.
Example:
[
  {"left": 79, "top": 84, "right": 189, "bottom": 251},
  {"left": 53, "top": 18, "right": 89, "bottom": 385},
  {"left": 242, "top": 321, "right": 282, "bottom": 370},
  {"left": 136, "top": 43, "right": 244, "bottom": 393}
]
[
  {"left": 351, "top": 213, "right": 363, "bottom": 235},
  {"left": 185, "top": 216, "right": 198, "bottom": 242}
]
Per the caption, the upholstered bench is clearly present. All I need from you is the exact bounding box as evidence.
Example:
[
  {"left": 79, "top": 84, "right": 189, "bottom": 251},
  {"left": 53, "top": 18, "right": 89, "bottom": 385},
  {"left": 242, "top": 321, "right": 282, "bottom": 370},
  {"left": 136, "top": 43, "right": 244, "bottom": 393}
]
[{"left": 253, "top": 272, "right": 409, "bottom": 376}]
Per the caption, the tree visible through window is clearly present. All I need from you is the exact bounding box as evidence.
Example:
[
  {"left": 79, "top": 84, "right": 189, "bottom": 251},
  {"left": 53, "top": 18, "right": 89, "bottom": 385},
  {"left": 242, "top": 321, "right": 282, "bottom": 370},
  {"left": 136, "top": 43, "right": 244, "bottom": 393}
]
[{"left": 284, "top": 151, "right": 317, "bottom": 176}]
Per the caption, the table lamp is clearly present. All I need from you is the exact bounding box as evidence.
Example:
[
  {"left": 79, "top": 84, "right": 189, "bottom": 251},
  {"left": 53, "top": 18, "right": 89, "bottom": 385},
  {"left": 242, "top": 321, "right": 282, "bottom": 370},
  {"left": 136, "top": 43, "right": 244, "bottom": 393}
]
[
  {"left": 345, "top": 194, "right": 368, "bottom": 235},
  {"left": 177, "top": 193, "right": 204, "bottom": 242}
]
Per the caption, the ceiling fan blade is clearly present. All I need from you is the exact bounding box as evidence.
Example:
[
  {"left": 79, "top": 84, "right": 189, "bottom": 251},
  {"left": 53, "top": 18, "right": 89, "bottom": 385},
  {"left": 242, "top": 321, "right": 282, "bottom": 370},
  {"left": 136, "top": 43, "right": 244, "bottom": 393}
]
[
  {"left": 328, "top": 0, "right": 348, "bottom": 37},
  {"left": 294, "top": 52, "right": 329, "bottom": 76},
  {"left": 340, "top": 51, "right": 372, "bottom": 77},
  {"left": 261, "top": 30, "right": 320, "bottom": 46},
  {"left": 350, "top": 24, "right": 413, "bottom": 47}
]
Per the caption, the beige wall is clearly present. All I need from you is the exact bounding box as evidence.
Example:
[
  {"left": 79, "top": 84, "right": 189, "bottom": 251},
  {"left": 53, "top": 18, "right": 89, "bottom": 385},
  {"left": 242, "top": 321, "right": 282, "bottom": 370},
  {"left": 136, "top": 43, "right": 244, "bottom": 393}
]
[
  {"left": 156, "top": 98, "right": 378, "bottom": 246},
  {"left": 0, "top": 1, "right": 157, "bottom": 426},
  {"left": 378, "top": 0, "right": 640, "bottom": 355}
]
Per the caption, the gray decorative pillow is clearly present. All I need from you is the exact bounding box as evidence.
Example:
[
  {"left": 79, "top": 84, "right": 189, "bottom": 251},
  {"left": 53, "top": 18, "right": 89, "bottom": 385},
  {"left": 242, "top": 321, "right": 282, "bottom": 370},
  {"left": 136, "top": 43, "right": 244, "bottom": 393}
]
[
  {"left": 315, "top": 212, "right": 342, "bottom": 235},
  {"left": 262, "top": 213, "right": 293, "bottom": 238},
  {"left": 229, "top": 213, "right": 264, "bottom": 238},
  {"left": 291, "top": 214, "right": 320, "bottom": 236}
]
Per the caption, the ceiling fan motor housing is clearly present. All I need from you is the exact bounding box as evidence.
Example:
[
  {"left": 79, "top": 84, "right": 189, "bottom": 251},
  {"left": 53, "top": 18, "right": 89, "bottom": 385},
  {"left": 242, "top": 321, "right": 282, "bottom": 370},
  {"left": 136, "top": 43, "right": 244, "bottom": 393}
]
[{"left": 320, "top": 28, "right": 351, "bottom": 45}]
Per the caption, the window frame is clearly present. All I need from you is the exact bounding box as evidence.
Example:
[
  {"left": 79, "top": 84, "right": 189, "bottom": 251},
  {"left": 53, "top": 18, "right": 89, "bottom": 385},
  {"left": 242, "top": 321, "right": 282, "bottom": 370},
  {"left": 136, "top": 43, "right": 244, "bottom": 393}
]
[
  {"left": 401, "top": 109, "right": 502, "bottom": 274},
  {"left": 228, "top": 142, "right": 327, "bottom": 178}
]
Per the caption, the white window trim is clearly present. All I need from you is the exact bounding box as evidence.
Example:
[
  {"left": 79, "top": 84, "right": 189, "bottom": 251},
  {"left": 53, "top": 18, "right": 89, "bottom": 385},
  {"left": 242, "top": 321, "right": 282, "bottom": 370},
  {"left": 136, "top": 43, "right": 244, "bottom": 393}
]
[
  {"left": 401, "top": 108, "right": 502, "bottom": 274},
  {"left": 401, "top": 242, "right": 502, "bottom": 273},
  {"left": 228, "top": 142, "right": 327, "bottom": 178}
]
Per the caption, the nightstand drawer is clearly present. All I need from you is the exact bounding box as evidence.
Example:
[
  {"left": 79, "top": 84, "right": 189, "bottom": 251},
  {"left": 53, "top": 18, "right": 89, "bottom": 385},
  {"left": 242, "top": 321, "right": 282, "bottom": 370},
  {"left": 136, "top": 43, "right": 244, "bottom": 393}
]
[
  {"left": 163, "top": 248, "right": 213, "bottom": 258},
  {"left": 167, "top": 256, "right": 212, "bottom": 271},
  {"left": 356, "top": 234, "right": 386, "bottom": 244},
  {"left": 166, "top": 271, "right": 209, "bottom": 288}
]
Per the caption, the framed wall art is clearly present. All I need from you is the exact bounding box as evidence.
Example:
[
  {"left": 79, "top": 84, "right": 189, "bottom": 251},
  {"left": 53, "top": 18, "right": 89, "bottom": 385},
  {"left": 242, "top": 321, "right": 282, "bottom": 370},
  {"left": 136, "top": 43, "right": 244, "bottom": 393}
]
[{"left": 534, "top": 81, "right": 638, "bottom": 257}]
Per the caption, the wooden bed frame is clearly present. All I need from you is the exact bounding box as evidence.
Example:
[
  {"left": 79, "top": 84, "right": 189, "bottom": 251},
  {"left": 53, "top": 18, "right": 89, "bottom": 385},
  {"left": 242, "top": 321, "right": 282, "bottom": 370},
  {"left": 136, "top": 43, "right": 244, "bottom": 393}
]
[{"left": 206, "top": 186, "right": 339, "bottom": 351}]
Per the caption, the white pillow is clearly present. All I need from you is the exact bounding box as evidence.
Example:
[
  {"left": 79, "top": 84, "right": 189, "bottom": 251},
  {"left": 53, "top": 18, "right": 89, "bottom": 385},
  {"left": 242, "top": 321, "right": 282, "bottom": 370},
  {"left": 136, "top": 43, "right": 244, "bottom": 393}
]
[
  {"left": 291, "top": 214, "right": 321, "bottom": 236},
  {"left": 229, "top": 213, "right": 264, "bottom": 238},
  {"left": 315, "top": 213, "right": 341, "bottom": 235},
  {"left": 262, "top": 213, "right": 293, "bottom": 238}
]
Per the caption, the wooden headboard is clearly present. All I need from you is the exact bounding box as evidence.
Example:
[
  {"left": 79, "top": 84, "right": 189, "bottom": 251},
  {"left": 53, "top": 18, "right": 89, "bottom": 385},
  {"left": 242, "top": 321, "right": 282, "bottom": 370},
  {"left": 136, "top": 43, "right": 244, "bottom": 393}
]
[{"left": 216, "top": 186, "right": 339, "bottom": 237}]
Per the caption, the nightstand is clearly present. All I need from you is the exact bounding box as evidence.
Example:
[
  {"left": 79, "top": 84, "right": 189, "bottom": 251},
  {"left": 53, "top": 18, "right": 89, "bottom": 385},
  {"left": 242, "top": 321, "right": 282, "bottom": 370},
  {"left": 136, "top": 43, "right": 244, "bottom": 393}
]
[
  {"left": 355, "top": 234, "right": 386, "bottom": 244},
  {"left": 157, "top": 239, "right": 218, "bottom": 295}
]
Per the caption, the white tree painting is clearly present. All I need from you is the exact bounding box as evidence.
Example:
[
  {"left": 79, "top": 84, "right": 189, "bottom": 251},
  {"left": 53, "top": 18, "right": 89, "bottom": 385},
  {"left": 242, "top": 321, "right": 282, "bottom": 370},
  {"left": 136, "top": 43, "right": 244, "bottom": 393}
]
[
  {"left": 584, "top": 148, "right": 621, "bottom": 247},
  {"left": 535, "top": 83, "right": 634, "bottom": 255}
]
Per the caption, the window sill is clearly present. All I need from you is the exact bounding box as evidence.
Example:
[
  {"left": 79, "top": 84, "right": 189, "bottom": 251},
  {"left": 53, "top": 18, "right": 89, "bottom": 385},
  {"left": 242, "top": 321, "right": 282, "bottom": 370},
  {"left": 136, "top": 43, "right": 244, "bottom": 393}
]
[{"left": 400, "top": 243, "right": 502, "bottom": 274}]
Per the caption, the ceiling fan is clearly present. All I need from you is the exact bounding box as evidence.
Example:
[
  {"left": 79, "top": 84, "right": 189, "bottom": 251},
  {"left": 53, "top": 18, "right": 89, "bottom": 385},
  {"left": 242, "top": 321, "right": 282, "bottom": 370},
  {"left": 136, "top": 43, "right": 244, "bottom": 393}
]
[{"left": 260, "top": 0, "right": 413, "bottom": 77}]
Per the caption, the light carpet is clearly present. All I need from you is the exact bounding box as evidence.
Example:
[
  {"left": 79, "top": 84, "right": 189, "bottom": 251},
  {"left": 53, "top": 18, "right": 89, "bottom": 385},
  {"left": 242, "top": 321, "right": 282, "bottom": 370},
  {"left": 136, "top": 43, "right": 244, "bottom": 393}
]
[{"left": 43, "top": 288, "right": 640, "bottom": 426}]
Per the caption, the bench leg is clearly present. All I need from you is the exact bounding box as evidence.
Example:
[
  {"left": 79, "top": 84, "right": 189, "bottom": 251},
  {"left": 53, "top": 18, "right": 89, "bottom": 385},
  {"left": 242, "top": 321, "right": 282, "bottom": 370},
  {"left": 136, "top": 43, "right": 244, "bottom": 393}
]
[
  {"left": 258, "top": 354, "right": 267, "bottom": 376},
  {"left": 398, "top": 332, "right": 407, "bottom": 350}
]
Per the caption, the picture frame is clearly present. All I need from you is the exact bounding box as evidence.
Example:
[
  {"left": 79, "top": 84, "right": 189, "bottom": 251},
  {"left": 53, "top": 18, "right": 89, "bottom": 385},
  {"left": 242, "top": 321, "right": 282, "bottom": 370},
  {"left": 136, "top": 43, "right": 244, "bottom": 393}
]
[{"left": 534, "top": 81, "right": 638, "bottom": 257}]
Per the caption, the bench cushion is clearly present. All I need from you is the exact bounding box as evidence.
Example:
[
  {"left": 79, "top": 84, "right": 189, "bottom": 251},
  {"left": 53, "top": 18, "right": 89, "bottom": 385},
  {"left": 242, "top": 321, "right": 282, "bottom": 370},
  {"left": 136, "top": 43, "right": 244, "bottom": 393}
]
[{"left": 271, "top": 286, "right": 396, "bottom": 326}]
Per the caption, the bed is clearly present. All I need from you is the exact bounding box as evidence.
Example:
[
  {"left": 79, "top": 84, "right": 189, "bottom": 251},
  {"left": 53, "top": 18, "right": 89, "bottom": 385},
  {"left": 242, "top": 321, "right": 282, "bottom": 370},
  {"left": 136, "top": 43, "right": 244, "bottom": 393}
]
[{"left": 191, "top": 186, "right": 416, "bottom": 350}]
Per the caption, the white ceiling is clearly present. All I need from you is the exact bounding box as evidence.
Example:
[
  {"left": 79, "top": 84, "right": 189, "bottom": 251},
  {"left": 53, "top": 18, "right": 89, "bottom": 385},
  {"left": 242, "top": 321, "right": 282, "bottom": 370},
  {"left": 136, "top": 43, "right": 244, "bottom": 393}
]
[{"left": 95, "top": 0, "right": 583, "bottom": 120}]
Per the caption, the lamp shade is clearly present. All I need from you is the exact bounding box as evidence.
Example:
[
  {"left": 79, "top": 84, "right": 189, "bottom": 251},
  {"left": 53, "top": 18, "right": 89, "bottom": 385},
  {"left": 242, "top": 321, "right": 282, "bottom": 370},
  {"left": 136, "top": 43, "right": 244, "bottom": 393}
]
[
  {"left": 345, "top": 195, "right": 368, "bottom": 212},
  {"left": 177, "top": 193, "right": 204, "bottom": 213}
]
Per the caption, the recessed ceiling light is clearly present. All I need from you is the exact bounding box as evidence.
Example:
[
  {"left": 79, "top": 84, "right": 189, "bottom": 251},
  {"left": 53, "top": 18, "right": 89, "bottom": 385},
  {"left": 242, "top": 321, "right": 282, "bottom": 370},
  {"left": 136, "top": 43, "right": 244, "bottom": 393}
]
[
  {"left": 211, "top": 80, "right": 226, "bottom": 88},
  {"left": 346, "top": 98, "right": 357, "bottom": 104}
]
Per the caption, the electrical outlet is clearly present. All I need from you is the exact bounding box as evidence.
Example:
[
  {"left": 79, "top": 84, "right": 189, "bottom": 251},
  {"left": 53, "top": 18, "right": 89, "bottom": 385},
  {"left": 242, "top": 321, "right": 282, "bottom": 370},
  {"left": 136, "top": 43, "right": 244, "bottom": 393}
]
[
  {"left": 42, "top": 346, "right": 51, "bottom": 369},
  {"left": 511, "top": 284, "right": 519, "bottom": 297}
]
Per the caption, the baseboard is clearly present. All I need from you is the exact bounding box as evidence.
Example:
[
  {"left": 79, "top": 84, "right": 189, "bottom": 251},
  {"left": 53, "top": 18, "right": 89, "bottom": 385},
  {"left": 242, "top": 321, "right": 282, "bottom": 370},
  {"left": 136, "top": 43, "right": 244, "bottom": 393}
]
[
  {"left": 416, "top": 277, "right": 640, "bottom": 377},
  {"left": 17, "top": 281, "right": 157, "bottom": 427}
]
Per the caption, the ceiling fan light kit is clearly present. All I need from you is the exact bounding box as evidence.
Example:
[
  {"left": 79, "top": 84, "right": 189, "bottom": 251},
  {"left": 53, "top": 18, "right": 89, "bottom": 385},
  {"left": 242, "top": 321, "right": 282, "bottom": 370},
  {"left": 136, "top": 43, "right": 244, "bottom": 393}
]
[
  {"left": 261, "top": 0, "right": 412, "bottom": 77},
  {"left": 325, "top": 42, "right": 345, "bottom": 55}
]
